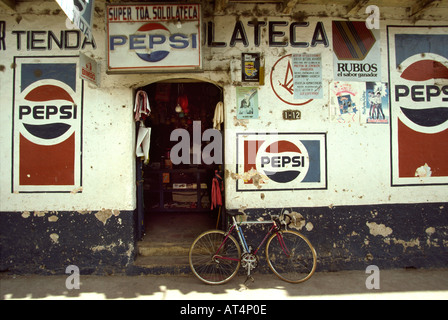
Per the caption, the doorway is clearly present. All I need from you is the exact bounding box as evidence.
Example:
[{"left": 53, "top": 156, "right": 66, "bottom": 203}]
[{"left": 136, "top": 79, "right": 224, "bottom": 245}]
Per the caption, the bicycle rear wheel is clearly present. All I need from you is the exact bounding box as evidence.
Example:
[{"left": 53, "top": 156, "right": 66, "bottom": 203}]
[
  {"left": 265, "top": 230, "right": 317, "bottom": 283},
  {"left": 189, "top": 230, "right": 241, "bottom": 285}
]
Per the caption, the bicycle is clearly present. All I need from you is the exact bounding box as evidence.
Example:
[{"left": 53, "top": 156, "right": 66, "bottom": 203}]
[{"left": 188, "top": 211, "right": 317, "bottom": 285}]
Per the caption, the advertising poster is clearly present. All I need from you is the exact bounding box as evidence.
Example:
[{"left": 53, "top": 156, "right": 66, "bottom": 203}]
[
  {"left": 388, "top": 26, "right": 448, "bottom": 186},
  {"left": 361, "top": 82, "right": 389, "bottom": 124},
  {"left": 236, "top": 87, "right": 258, "bottom": 119},
  {"left": 242, "top": 53, "right": 260, "bottom": 82},
  {"left": 236, "top": 133, "right": 327, "bottom": 191},
  {"left": 292, "top": 53, "right": 323, "bottom": 99},
  {"left": 333, "top": 20, "right": 381, "bottom": 82},
  {"left": 330, "top": 81, "right": 362, "bottom": 123}
]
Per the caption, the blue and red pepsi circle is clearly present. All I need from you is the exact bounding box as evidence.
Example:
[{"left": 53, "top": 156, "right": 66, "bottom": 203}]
[{"left": 255, "top": 138, "right": 309, "bottom": 184}]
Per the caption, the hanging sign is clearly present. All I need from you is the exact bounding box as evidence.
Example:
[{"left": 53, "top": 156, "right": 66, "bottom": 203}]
[
  {"left": 106, "top": 3, "right": 202, "bottom": 73},
  {"left": 79, "top": 52, "right": 99, "bottom": 86},
  {"left": 56, "top": 0, "right": 94, "bottom": 41}
]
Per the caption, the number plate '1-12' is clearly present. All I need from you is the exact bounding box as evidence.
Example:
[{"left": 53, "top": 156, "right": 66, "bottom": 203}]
[{"left": 283, "top": 110, "right": 301, "bottom": 120}]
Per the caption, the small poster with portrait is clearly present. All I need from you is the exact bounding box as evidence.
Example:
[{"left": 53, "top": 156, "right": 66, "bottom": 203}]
[{"left": 236, "top": 87, "right": 259, "bottom": 119}]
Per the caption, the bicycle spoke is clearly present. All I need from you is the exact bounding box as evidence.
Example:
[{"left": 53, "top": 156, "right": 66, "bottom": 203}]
[
  {"left": 189, "top": 230, "right": 241, "bottom": 285},
  {"left": 266, "top": 230, "right": 316, "bottom": 283}
]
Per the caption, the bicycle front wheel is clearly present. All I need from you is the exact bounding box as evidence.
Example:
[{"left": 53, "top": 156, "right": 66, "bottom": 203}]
[
  {"left": 189, "top": 230, "right": 241, "bottom": 285},
  {"left": 266, "top": 230, "right": 317, "bottom": 283}
]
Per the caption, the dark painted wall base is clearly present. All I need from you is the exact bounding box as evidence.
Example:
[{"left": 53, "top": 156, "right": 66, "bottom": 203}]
[
  {"left": 227, "top": 202, "right": 448, "bottom": 272},
  {"left": 0, "top": 210, "right": 137, "bottom": 275},
  {"left": 1, "top": 202, "right": 446, "bottom": 275}
]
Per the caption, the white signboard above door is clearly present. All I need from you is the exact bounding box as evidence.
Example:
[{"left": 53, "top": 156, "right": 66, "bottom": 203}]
[{"left": 106, "top": 3, "right": 202, "bottom": 73}]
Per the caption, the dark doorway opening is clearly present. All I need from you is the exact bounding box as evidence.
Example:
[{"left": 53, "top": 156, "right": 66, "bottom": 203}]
[{"left": 136, "top": 79, "right": 224, "bottom": 247}]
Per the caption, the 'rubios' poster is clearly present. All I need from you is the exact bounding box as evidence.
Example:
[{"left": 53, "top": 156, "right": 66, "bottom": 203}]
[{"left": 333, "top": 21, "right": 381, "bottom": 82}]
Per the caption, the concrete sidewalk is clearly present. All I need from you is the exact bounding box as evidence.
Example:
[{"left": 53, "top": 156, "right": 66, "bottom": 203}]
[
  {"left": 1, "top": 268, "right": 448, "bottom": 300},
  {"left": 0, "top": 269, "right": 448, "bottom": 300}
]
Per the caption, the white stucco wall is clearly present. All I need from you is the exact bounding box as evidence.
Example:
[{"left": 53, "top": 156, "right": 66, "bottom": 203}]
[
  {"left": 0, "top": 1, "right": 137, "bottom": 212},
  {"left": 1, "top": 0, "right": 446, "bottom": 214}
]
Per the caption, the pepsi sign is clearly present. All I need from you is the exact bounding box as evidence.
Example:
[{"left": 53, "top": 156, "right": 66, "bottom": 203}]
[
  {"left": 388, "top": 26, "right": 448, "bottom": 186},
  {"left": 258, "top": 140, "right": 308, "bottom": 184},
  {"left": 237, "top": 133, "right": 327, "bottom": 191},
  {"left": 12, "top": 56, "right": 83, "bottom": 193},
  {"left": 107, "top": 4, "right": 202, "bottom": 72}
]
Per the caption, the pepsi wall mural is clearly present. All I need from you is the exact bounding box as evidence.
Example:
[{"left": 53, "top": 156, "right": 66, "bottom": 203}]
[
  {"left": 388, "top": 26, "right": 448, "bottom": 186},
  {"left": 12, "top": 56, "right": 83, "bottom": 193},
  {"left": 236, "top": 133, "right": 327, "bottom": 191}
]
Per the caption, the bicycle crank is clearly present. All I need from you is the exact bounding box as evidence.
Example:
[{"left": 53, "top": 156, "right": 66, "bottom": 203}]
[{"left": 241, "top": 252, "right": 258, "bottom": 271}]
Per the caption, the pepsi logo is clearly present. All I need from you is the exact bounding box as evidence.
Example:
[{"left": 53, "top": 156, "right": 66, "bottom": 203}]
[
  {"left": 17, "top": 81, "right": 77, "bottom": 145},
  {"left": 389, "top": 29, "right": 448, "bottom": 183},
  {"left": 395, "top": 52, "right": 448, "bottom": 134},
  {"left": 255, "top": 139, "right": 309, "bottom": 184},
  {"left": 134, "top": 23, "right": 170, "bottom": 62},
  {"left": 13, "top": 58, "right": 83, "bottom": 190},
  {"left": 109, "top": 22, "right": 198, "bottom": 63},
  {"left": 238, "top": 133, "right": 326, "bottom": 191}
]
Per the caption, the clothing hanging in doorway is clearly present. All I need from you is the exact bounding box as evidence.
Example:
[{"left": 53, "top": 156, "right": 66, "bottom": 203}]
[
  {"left": 136, "top": 122, "right": 151, "bottom": 163},
  {"left": 213, "top": 101, "right": 223, "bottom": 130},
  {"left": 211, "top": 170, "right": 223, "bottom": 210},
  {"left": 134, "top": 90, "right": 151, "bottom": 121},
  {"left": 134, "top": 90, "right": 151, "bottom": 163}
]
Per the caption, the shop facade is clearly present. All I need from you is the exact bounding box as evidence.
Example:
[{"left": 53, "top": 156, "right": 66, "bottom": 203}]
[{"left": 0, "top": 0, "right": 447, "bottom": 274}]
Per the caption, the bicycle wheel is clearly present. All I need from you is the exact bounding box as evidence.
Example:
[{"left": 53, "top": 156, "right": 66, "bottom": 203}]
[
  {"left": 189, "top": 230, "right": 241, "bottom": 285},
  {"left": 265, "top": 230, "right": 317, "bottom": 283}
]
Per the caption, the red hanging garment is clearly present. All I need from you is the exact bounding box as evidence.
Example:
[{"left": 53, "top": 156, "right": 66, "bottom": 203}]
[{"left": 211, "top": 170, "right": 222, "bottom": 210}]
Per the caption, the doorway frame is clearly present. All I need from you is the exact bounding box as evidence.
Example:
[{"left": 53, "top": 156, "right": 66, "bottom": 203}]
[{"left": 134, "top": 76, "right": 226, "bottom": 240}]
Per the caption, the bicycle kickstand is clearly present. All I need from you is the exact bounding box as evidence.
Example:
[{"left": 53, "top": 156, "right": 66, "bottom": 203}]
[
  {"left": 239, "top": 275, "right": 254, "bottom": 292},
  {"left": 243, "top": 267, "right": 255, "bottom": 287},
  {"left": 244, "top": 274, "right": 254, "bottom": 286}
]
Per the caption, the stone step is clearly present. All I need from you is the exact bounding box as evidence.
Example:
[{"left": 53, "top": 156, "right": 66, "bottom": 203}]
[
  {"left": 132, "top": 254, "right": 191, "bottom": 275},
  {"left": 134, "top": 240, "right": 192, "bottom": 275},
  {"left": 138, "top": 241, "right": 192, "bottom": 256}
]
